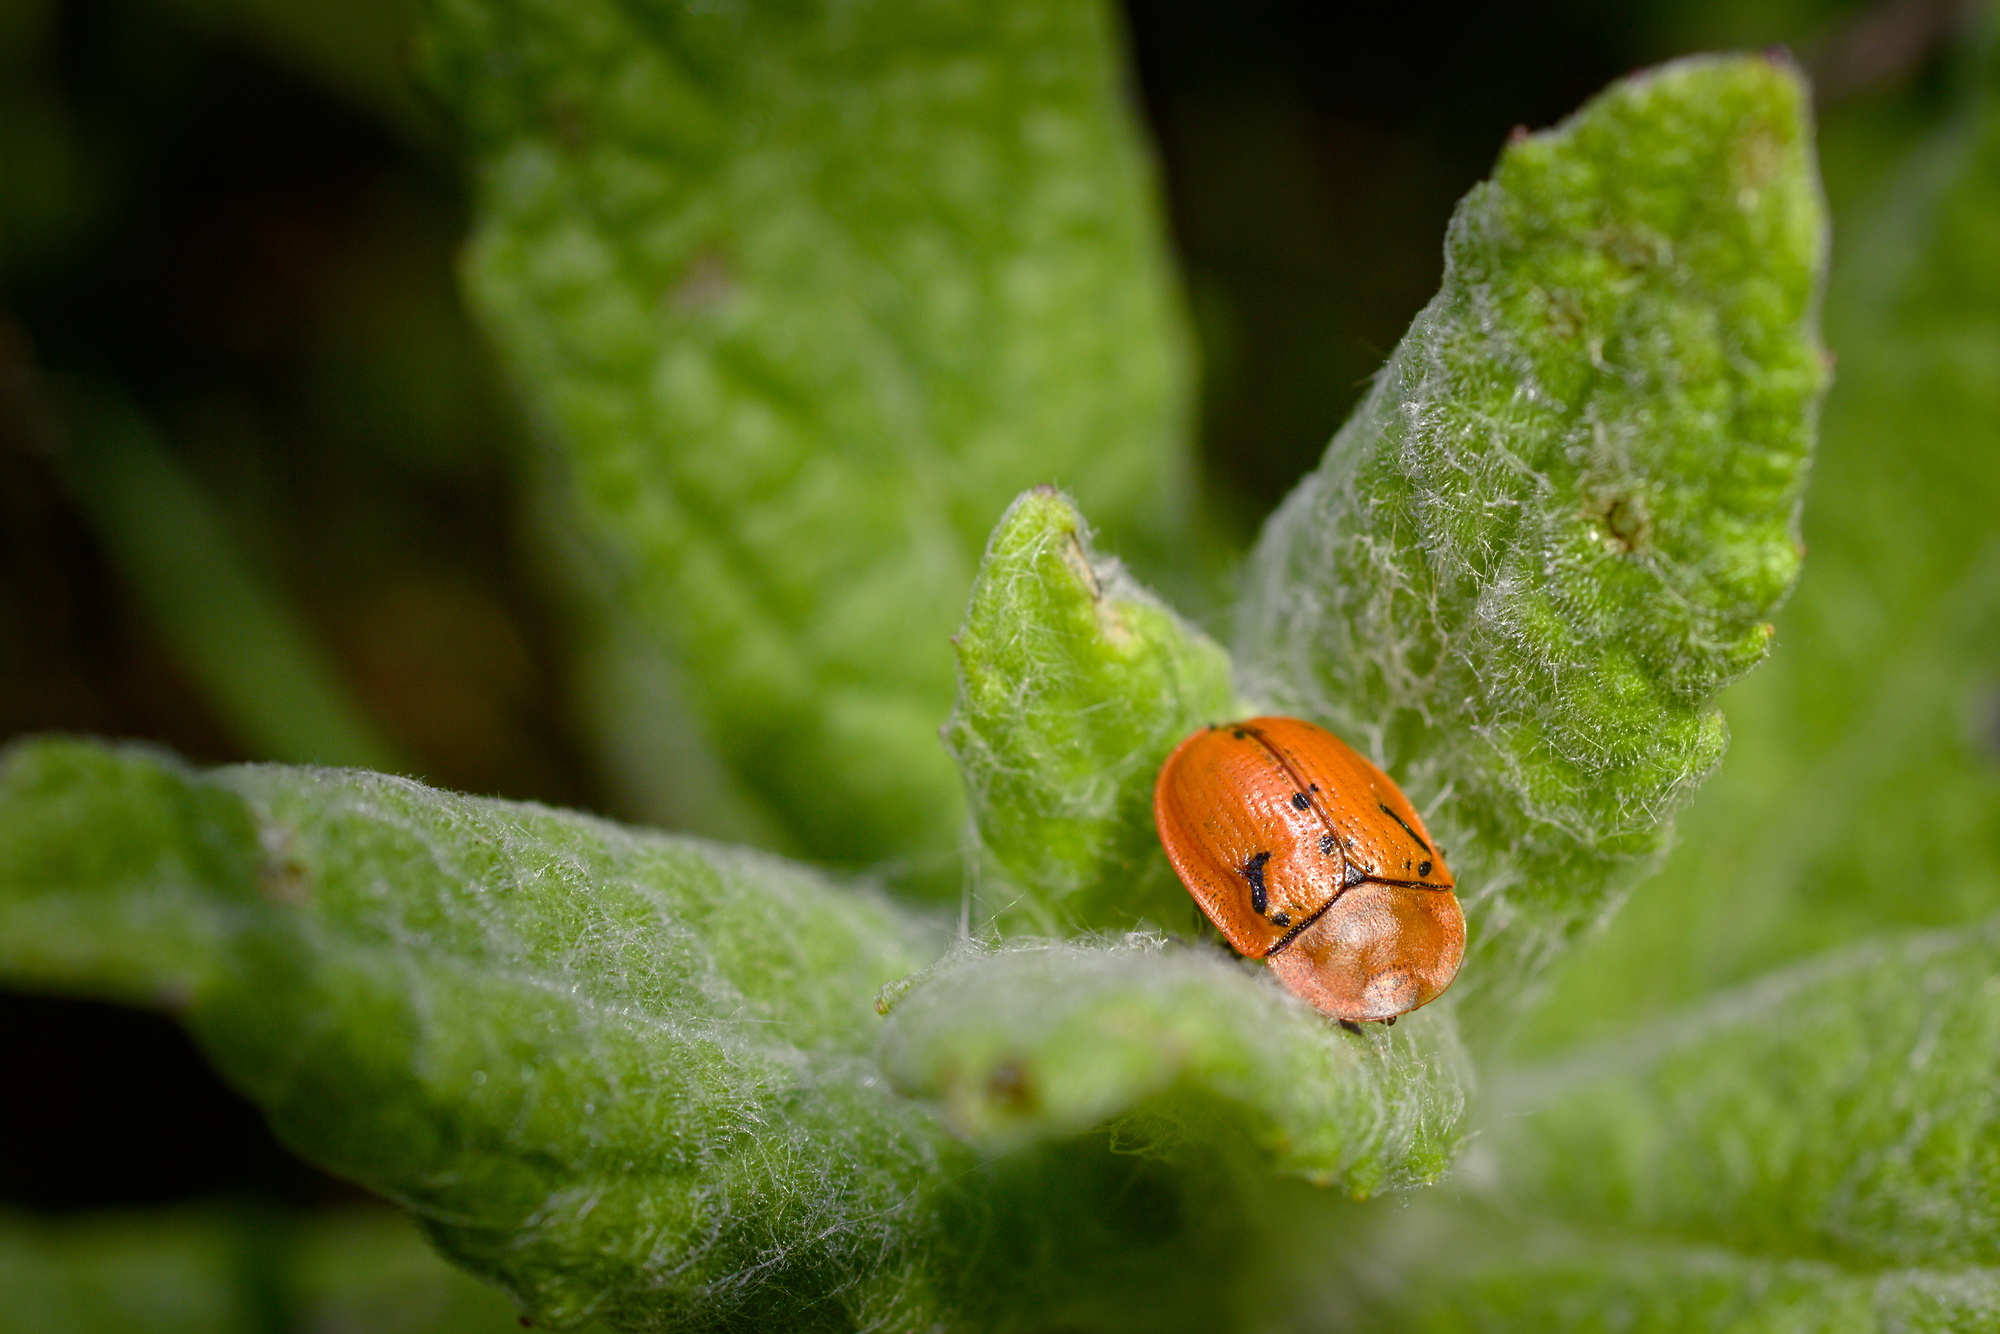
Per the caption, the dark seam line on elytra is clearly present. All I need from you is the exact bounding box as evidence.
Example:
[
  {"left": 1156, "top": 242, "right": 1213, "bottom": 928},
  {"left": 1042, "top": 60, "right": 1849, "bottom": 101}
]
[
  {"left": 1262, "top": 886, "right": 1345, "bottom": 958},
  {"left": 1238, "top": 721, "right": 1356, "bottom": 873},
  {"left": 1261, "top": 873, "right": 1452, "bottom": 959},
  {"left": 1235, "top": 725, "right": 1452, "bottom": 957},
  {"left": 1376, "top": 801, "right": 1434, "bottom": 857}
]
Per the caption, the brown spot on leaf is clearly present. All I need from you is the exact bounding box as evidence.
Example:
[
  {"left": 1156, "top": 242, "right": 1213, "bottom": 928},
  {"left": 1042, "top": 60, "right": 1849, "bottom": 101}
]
[
  {"left": 1586, "top": 492, "right": 1650, "bottom": 554},
  {"left": 1733, "top": 124, "right": 1785, "bottom": 198},
  {"left": 667, "top": 248, "right": 736, "bottom": 314},
  {"left": 985, "top": 1057, "right": 1037, "bottom": 1113},
  {"left": 543, "top": 93, "right": 591, "bottom": 152},
  {"left": 257, "top": 824, "right": 311, "bottom": 905}
]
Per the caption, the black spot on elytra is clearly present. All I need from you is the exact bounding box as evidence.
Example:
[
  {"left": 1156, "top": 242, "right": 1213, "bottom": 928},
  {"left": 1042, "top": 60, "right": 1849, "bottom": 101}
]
[
  {"left": 1242, "top": 851, "right": 1272, "bottom": 914},
  {"left": 1291, "top": 791, "right": 1310, "bottom": 810},
  {"left": 1319, "top": 834, "right": 1336, "bottom": 855},
  {"left": 1232, "top": 729, "right": 1247, "bottom": 740},
  {"left": 1271, "top": 911, "right": 1290, "bottom": 927},
  {"left": 1418, "top": 860, "right": 1432, "bottom": 877}
]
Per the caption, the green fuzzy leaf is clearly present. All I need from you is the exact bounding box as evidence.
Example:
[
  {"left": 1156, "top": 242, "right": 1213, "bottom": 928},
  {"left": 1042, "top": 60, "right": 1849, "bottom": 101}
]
[
  {"left": 1235, "top": 55, "right": 1828, "bottom": 1023},
  {"left": 1367, "top": 921, "right": 2000, "bottom": 1333},
  {"left": 1405, "top": 41, "right": 2000, "bottom": 1334},
  {"left": 942, "top": 488, "right": 1240, "bottom": 934},
  {"left": 419, "top": 0, "right": 1193, "bottom": 888},
  {"left": 1491, "top": 921, "right": 2000, "bottom": 1269},
  {"left": 1525, "top": 34, "right": 2000, "bottom": 1048},
  {"left": 0, "top": 738, "right": 944, "bottom": 1329},
  {"left": 1, "top": 738, "right": 1463, "bottom": 1332},
  {"left": 879, "top": 937, "right": 1466, "bottom": 1192},
  {"left": 931, "top": 492, "right": 1464, "bottom": 1198}
]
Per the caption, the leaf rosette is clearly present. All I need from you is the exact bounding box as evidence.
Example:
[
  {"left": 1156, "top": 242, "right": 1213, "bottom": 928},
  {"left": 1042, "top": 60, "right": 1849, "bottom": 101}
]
[{"left": 0, "top": 26, "right": 1831, "bottom": 1334}]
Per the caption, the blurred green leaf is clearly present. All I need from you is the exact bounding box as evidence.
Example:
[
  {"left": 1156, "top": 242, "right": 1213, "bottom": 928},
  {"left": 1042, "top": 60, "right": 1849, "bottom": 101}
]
[
  {"left": 1493, "top": 921, "right": 2000, "bottom": 1268},
  {"left": 0, "top": 1205, "right": 549, "bottom": 1334},
  {"left": 1379, "top": 1219, "right": 2000, "bottom": 1334},
  {"left": 1235, "top": 55, "right": 1828, "bottom": 1026},
  {"left": 53, "top": 387, "right": 405, "bottom": 773},
  {"left": 942, "top": 488, "right": 1239, "bottom": 935},
  {"left": 0, "top": 1209, "right": 244, "bottom": 1334},
  {"left": 419, "top": 0, "right": 1194, "bottom": 889}
]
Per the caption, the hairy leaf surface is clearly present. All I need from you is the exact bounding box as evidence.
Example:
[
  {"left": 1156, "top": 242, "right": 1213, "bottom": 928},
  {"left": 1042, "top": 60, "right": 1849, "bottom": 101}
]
[
  {"left": 1526, "top": 35, "right": 2000, "bottom": 1050},
  {"left": 1368, "top": 921, "right": 2000, "bottom": 1333},
  {"left": 943, "top": 489, "right": 1239, "bottom": 934},
  {"left": 1235, "top": 56, "right": 1827, "bottom": 1023},
  {"left": 1401, "top": 41, "right": 2000, "bottom": 1334},
  {"left": 880, "top": 937, "right": 1465, "bottom": 1192},
  {"left": 1492, "top": 921, "right": 2000, "bottom": 1267},
  {"left": 0, "top": 738, "right": 1465, "bottom": 1332},
  {"left": 0, "top": 738, "right": 943, "bottom": 1328}
]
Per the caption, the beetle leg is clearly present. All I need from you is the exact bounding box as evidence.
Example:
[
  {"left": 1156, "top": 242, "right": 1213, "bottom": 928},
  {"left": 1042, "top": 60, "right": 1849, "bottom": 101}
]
[{"left": 1338, "top": 1019, "right": 1365, "bottom": 1035}]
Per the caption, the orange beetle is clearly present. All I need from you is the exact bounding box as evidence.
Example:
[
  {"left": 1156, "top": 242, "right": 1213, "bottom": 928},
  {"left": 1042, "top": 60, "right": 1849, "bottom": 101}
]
[{"left": 1153, "top": 717, "right": 1464, "bottom": 1026}]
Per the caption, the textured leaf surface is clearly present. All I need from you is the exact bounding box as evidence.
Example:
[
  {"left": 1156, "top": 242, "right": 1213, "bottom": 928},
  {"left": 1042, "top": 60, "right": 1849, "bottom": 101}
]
[
  {"left": 1491, "top": 922, "right": 2000, "bottom": 1267},
  {"left": 0, "top": 738, "right": 1466, "bottom": 1332},
  {"left": 943, "top": 489, "right": 1239, "bottom": 934},
  {"left": 420, "top": 0, "right": 1192, "bottom": 887},
  {"left": 1235, "top": 55, "right": 1827, "bottom": 1022},
  {"left": 1365, "top": 921, "right": 2000, "bottom": 1333},
  {"left": 880, "top": 937, "right": 1465, "bottom": 1191},
  {"left": 0, "top": 738, "right": 946, "bottom": 1329},
  {"left": 1525, "top": 36, "right": 2000, "bottom": 1050},
  {"left": 1365, "top": 46, "right": 2000, "bottom": 1334}
]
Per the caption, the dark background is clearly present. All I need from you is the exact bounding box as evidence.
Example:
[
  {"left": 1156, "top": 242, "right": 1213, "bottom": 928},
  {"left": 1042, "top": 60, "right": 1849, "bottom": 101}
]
[{"left": 0, "top": 0, "right": 1961, "bottom": 1214}]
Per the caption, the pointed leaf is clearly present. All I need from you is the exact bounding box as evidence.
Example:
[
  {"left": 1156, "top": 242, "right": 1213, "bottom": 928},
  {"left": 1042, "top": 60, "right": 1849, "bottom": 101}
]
[
  {"left": 942, "top": 489, "right": 1239, "bottom": 933},
  {"left": 1528, "top": 35, "right": 2000, "bottom": 1047},
  {"left": 1235, "top": 55, "right": 1828, "bottom": 1022}
]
